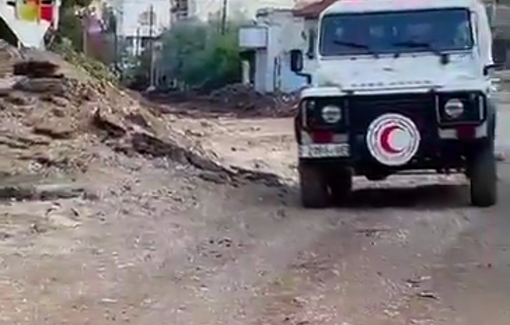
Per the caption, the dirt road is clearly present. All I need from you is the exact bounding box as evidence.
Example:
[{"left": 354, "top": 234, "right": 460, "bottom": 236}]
[{"left": 0, "top": 96, "right": 509, "bottom": 324}]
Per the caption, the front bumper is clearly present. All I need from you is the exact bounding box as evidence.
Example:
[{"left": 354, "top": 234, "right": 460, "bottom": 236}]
[{"left": 296, "top": 92, "right": 494, "bottom": 169}]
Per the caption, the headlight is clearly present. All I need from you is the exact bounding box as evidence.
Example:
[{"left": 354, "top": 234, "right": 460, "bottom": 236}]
[
  {"left": 444, "top": 99, "right": 464, "bottom": 118},
  {"left": 321, "top": 105, "right": 342, "bottom": 123}
]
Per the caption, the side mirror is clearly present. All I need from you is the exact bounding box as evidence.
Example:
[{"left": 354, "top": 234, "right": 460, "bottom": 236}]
[
  {"left": 290, "top": 49, "right": 303, "bottom": 72},
  {"left": 483, "top": 63, "right": 501, "bottom": 76}
]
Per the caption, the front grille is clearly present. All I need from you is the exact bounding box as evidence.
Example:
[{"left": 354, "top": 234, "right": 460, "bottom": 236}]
[
  {"left": 347, "top": 93, "right": 438, "bottom": 158},
  {"left": 347, "top": 93, "right": 436, "bottom": 135}
]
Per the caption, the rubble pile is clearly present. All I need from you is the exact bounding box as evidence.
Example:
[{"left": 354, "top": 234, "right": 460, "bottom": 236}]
[
  {"left": 208, "top": 83, "right": 298, "bottom": 117},
  {"left": 208, "top": 84, "right": 274, "bottom": 110},
  {"left": 0, "top": 40, "right": 23, "bottom": 77},
  {"left": 0, "top": 45, "right": 226, "bottom": 179}
]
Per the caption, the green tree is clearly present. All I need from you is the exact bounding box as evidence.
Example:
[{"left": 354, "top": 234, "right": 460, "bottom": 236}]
[
  {"left": 54, "top": 0, "right": 94, "bottom": 51},
  {"left": 158, "top": 17, "right": 243, "bottom": 93}
]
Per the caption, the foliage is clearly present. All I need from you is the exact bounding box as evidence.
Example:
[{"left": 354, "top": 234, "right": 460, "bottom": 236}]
[
  {"left": 51, "top": 0, "right": 120, "bottom": 75},
  {"left": 52, "top": 39, "right": 119, "bottom": 84},
  {"left": 52, "top": 0, "right": 92, "bottom": 52},
  {"left": 121, "top": 47, "right": 152, "bottom": 91},
  {"left": 61, "top": 0, "right": 93, "bottom": 9},
  {"left": 158, "top": 18, "right": 243, "bottom": 93}
]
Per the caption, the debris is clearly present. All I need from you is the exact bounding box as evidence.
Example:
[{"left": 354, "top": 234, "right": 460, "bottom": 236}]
[
  {"left": 383, "top": 309, "right": 400, "bottom": 317},
  {"left": 13, "top": 77, "right": 67, "bottom": 96},
  {"left": 147, "top": 84, "right": 299, "bottom": 118},
  {"left": 417, "top": 291, "right": 439, "bottom": 300},
  {"left": 13, "top": 60, "right": 61, "bottom": 78},
  {"left": 92, "top": 107, "right": 128, "bottom": 138},
  {"left": 355, "top": 227, "right": 392, "bottom": 237},
  {"left": 33, "top": 118, "right": 75, "bottom": 139},
  {"left": 5, "top": 91, "right": 31, "bottom": 105},
  {"left": 405, "top": 275, "right": 431, "bottom": 287},
  {"left": 34, "top": 183, "right": 85, "bottom": 200},
  {"left": 46, "top": 213, "right": 81, "bottom": 228},
  {"left": 198, "top": 171, "right": 227, "bottom": 184}
]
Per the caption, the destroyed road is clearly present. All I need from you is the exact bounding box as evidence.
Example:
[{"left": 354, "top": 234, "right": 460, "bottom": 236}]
[{"left": 0, "top": 81, "right": 509, "bottom": 323}]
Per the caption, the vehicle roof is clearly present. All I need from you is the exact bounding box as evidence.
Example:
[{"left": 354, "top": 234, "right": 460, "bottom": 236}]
[{"left": 322, "top": 0, "right": 483, "bottom": 15}]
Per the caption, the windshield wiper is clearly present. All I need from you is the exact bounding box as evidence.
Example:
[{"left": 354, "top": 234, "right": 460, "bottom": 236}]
[
  {"left": 392, "top": 40, "right": 442, "bottom": 56},
  {"left": 333, "top": 40, "right": 378, "bottom": 56}
]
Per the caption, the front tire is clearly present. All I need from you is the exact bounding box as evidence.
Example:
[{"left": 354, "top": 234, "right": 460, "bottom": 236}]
[
  {"left": 299, "top": 161, "right": 329, "bottom": 208},
  {"left": 329, "top": 168, "right": 353, "bottom": 204},
  {"left": 469, "top": 146, "right": 497, "bottom": 207}
]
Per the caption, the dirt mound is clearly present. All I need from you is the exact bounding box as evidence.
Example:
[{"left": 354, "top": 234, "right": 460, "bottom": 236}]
[
  {"left": 209, "top": 84, "right": 275, "bottom": 109},
  {"left": 146, "top": 83, "right": 298, "bottom": 118},
  {"left": 0, "top": 45, "right": 280, "bottom": 186}
]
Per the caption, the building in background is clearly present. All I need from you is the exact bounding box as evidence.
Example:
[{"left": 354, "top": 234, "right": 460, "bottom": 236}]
[
  {"left": 238, "top": 0, "right": 333, "bottom": 94},
  {"left": 111, "top": 0, "right": 171, "bottom": 57},
  {"left": 185, "top": 0, "right": 297, "bottom": 22}
]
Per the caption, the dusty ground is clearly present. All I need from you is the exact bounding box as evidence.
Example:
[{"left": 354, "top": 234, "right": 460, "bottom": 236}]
[{"left": 0, "top": 50, "right": 509, "bottom": 324}]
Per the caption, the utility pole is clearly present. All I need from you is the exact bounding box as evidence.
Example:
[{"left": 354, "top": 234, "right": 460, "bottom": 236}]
[
  {"left": 136, "top": 27, "right": 140, "bottom": 56},
  {"left": 148, "top": 4, "right": 156, "bottom": 90},
  {"left": 82, "top": 9, "right": 89, "bottom": 56},
  {"left": 220, "top": 0, "right": 227, "bottom": 34},
  {"left": 111, "top": 8, "right": 119, "bottom": 74}
]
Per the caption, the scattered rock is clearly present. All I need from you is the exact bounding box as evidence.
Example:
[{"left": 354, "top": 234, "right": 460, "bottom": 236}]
[
  {"left": 34, "top": 183, "right": 85, "bottom": 200},
  {"left": 13, "top": 60, "right": 60, "bottom": 78},
  {"left": 41, "top": 94, "right": 69, "bottom": 107},
  {"left": 46, "top": 213, "right": 80, "bottom": 228},
  {"left": 92, "top": 107, "right": 127, "bottom": 138},
  {"left": 29, "top": 221, "right": 50, "bottom": 234},
  {"left": 184, "top": 129, "right": 204, "bottom": 137},
  {"left": 83, "top": 189, "right": 100, "bottom": 200},
  {"left": 405, "top": 275, "right": 431, "bottom": 288},
  {"left": 0, "top": 184, "right": 35, "bottom": 200},
  {"left": 416, "top": 291, "right": 439, "bottom": 300},
  {"left": 13, "top": 77, "right": 67, "bottom": 95},
  {"left": 276, "top": 208, "right": 286, "bottom": 218},
  {"left": 0, "top": 182, "right": 85, "bottom": 201},
  {"left": 355, "top": 227, "right": 392, "bottom": 237},
  {"left": 6, "top": 91, "right": 31, "bottom": 105},
  {"left": 198, "top": 171, "right": 227, "bottom": 184},
  {"left": 33, "top": 118, "right": 75, "bottom": 139}
]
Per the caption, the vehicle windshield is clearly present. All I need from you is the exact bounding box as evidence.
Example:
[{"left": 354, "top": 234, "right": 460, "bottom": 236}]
[{"left": 319, "top": 8, "right": 473, "bottom": 56}]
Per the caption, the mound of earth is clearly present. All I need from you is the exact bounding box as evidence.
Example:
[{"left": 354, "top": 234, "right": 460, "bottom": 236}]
[
  {"left": 0, "top": 46, "right": 211, "bottom": 178},
  {"left": 145, "top": 83, "right": 299, "bottom": 118},
  {"left": 0, "top": 44, "right": 281, "bottom": 190}
]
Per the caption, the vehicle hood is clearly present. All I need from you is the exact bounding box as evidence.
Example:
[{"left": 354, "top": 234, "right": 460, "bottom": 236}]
[{"left": 313, "top": 53, "right": 487, "bottom": 94}]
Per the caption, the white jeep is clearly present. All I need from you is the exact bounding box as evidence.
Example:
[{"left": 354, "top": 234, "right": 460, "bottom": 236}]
[{"left": 290, "top": 0, "right": 499, "bottom": 208}]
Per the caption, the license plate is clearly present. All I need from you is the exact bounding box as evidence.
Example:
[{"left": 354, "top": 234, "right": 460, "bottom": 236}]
[{"left": 299, "top": 143, "right": 350, "bottom": 158}]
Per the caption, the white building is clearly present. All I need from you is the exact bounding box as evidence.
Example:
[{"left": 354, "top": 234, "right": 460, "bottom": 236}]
[
  {"left": 109, "top": 0, "right": 171, "bottom": 56},
  {"left": 239, "top": 1, "right": 333, "bottom": 94},
  {"left": 191, "top": 0, "right": 297, "bottom": 21}
]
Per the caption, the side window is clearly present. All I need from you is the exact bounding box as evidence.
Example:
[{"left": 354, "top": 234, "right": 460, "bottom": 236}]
[{"left": 307, "top": 28, "right": 316, "bottom": 59}]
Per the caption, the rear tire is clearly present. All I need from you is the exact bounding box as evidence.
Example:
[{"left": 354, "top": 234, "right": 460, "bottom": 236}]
[
  {"left": 470, "top": 146, "right": 497, "bottom": 207},
  {"left": 299, "top": 161, "right": 329, "bottom": 208}
]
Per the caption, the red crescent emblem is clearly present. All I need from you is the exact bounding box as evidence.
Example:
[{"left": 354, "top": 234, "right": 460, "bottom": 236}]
[{"left": 379, "top": 125, "right": 402, "bottom": 154}]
